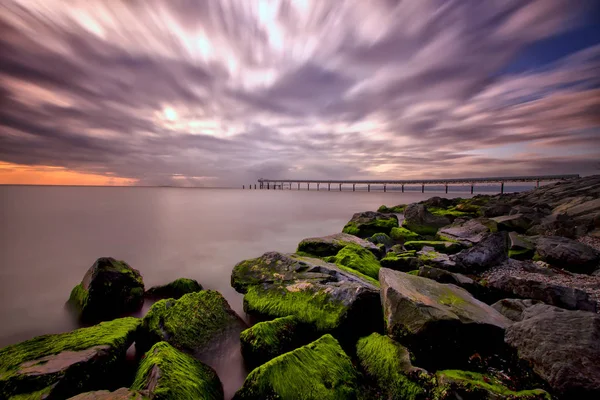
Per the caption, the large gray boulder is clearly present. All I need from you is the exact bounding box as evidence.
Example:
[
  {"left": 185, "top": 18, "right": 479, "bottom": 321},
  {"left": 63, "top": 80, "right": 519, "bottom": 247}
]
[
  {"left": 492, "top": 214, "right": 536, "bottom": 233},
  {"left": 297, "top": 232, "right": 381, "bottom": 257},
  {"left": 505, "top": 304, "right": 600, "bottom": 399},
  {"left": 534, "top": 236, "right": 600, "bottom": 274},
  {"left": 402, "top": 204, "right": 451, "bottom": 236},
  {"left": 453, "top": 232, "right": 508, "bottom": 273},
  {"left": 417, "top": 266, "right": 477, "bottom": 295},
  {"left": 491, "top": 299, "right": 543, "bottom": 322},
  {"left": 438, "top": 218, "right": 496, "bottom": 245},
  {"left": 68, "top": 257, "right": 145, "bottom": 322},
  {"left": 231, "top": 252, "right": 382, "bottom": 340},
  {"left": 487, "top": 275, "right": 597, "bottom": 312},
  {"left": 379, "top": 268, "right": 511, "bottom": 369},
  {"left": 342, "top": 211, "right": 399, "bottom": 238}
]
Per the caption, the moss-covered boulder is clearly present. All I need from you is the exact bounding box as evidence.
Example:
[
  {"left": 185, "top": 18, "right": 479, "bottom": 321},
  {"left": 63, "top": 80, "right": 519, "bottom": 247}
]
[
  {"left": 378, "top": 204, "right": 406, "bottom": 213},
  {"left": 380, "top": 251, "right": 419, "bottom": 272},
  {"left": 390, "top": 227, "right": 422, "bottom": 242},
  {"left": 145, "top": 278, "right": 203, "bottom": 300},
  {"left": 324, "top": 243, "right": 381, "bottom": 280},
  {"left": 404, "top": 240, "right": 463, "bottom": 254},
  {"left": 0, "top": 317, "right": 140, "bottom": 399},
  {"left": 68, "top": 388, "right": 146, "bottom": 399},
  {"left": 437, "top": 218, "right": 497, "bottom": 245},
  {"left": 402, "top": 204, "right": 451, "bottom": 236},
  {"left": 508, "top": 232, "right": 535, "bottom": 260},
  {"left": 357, "top": 333, "right": 430, "bottom": 400},
  {"left": 68, "top": 257, "right": 144, "bottom": 322},
  {"left": 367, "top": 232, "right": 395, "bottom": 249},
  {"left": 416, "top": 248, "right": 457, "bottom": 271},
  {"left": 240, "top": 316, "right": 315, "bottom": 368},
  {"left": 137, "top": 290, "right": 247, "bottom": 355},
  {"left": 233, "top": 334, "right": 360, "bottom": 400},
  {"left": 342, "top": 211, "right": 399, "bottom": 238},
  {"left": 296, "top": 232, "right": 381, "bottom": 258},
  {"left": 379, "top": 268, "right": 511, "bottom": 369},
  {"left": 131, "top": 341, "right": 223, "bottom": 400},
  {"left": 434, "top": 370, "right": 550, "bottom": 399},
  {"left": 232, "top": 252, "right": 382, "bottom": 342}
]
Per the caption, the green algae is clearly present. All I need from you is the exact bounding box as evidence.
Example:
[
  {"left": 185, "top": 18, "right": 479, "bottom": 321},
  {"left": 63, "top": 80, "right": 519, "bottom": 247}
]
[
  {"left": 404, "top": 241, "right": 462, "bottom": 254},
  {"left": 380, "top": 252, "right": 417, "bottom": 272},
  {"left": 240, "top": 316, "right": 314, "bottom": 367},
  {"left": 68, "top": 283, "right": 89, "bottom": 310},
  {"left": 139, "top": 290, "right": 242, "bottom": 353},
  {"left": 368, "top": 233, "right": 394, "bottom": 248},
  {"left": 326, "top": 244, "right": 381, "bottom": 280},
  {"left": 435, "top": 370, "right": 551, "bottom": 399},
  {"left": 402, "top": 220, "right": 440, "bottom": 236},
  {"left": 378, "top": 204, "right": 406, "bottom": 213},
  {"left": 0, "top": 317, "right": 140, "bottom": 399},
  {"left": 343, "top": 217, "right": 399, "bottom": 238},
  {"left": 131, "top": 341, "right": 223, "bottom": 400},
  {"left": 356, "top": 333, "right": 428, "bottom": 400},
  {"left": 390, "top": 227, "right": 421, "bottom": 241},
  {"left": 438, "top": 292, "right": 467, "bottom": 307},
  {"left": 145, "top": 278, "right": 203, "bottom": 299},
  {"left": 508, "top": 248, "right": 534, "bottom": 260},
  {"left": 407, "top": 270, "right": 420, "bottom": 276},
  {"left": 243, "top": 284, "right": 347, "bottom": 332},
  {"left": 233, "top": 334, "right": 360, "bottom": 400}
]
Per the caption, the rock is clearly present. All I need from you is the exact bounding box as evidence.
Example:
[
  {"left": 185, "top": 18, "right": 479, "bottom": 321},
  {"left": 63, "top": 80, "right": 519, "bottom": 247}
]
[
  {"left": 68, "top": 257, "right": 144, "bottom": 322},
  {"left": 422, "top": 196, "right": 455, "bottom": 209},
  {"left": 492, "top": 214, "right": 536, "bottom": 233},
  {"left": 379, "top": 268, "right": 511, "bottom": 369},
  {"left": 505, "top": 304, "right": 600, "bottom": 399},
  {"left": 342, "top": 211, "right": 399, "bottom": 238},
  {"left": 0, "top": 317, "right": 140, "bottom": 399},
  {"left": 534, "top": 236, "right": 600, "bottom": 274},
  {"left": 233, "top": 334, "right": 360, "bottom": 400},
  {"left": 526, "top": 213, "right": 589, "bottom": 238},
  {"left": 417, "top": 248, "right": 458, "bottom": 271},
  {"left": 324, "top": 243, "right": 381, "bottom": 279},
  {"left": 490, "top": 298, "right": 543, "bottom": 322},
  {"left": 381, "top": 251, "right": 419, "bottom": 272},
  {"left": 296, "top": 232, "right": 381, "bottom": 258},
  {"left": 137, "top": 290, "right": 247, "bottom": 355},
  {"left": 356, "top": 333, "right": 430, "bottom": 400},
  {"left": 390, "top": 227, "right": 422, "bottom": 242},
  {"left": 378, "top": 204, "right": 406, "bottom": 213},
  {"left": 68, "top": 388, "right": 145, "bottom": 399},
  {"left": 367, "top": 232, "right": 395, "bottom": 249},
  {"left": 508, "top": 232, "right": 535, "bottom": 260},
  {"left": 417, "top": 266, "right": 477, "bottom": 294},
  {"left": 231, "top": 252, "right": 381, "bottom": 341},
  {"left": 487, "top": 275, "right": 597, "bottom": 312},
  {"left": 145, "top": 278, "right": 203, "bottom": 300},
  {"left": 404, "top": 240, "right": 463, "bottom": 254},
  {"left": 403, "top": 204, "right": 451, "bottom": 235},
  {"left": 131, "top": 341, "right": 223, "bottom": 400},
  {"left": 438, "top": 218, "right": 497, "bottom": 245},
  {"left": 482, "top": 203, "right": 512, "bottom": 218},
  {"left": 434, "top": 370, "right": 550, "bottom": 400},
  {"left": 453, "top": 232, "right": 508, "bottom": 273}
]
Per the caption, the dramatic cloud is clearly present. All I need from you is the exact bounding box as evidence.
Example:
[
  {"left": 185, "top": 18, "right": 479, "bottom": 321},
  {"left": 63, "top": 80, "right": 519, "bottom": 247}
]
[{"left": 0, "top": 0, "right": 599, "bottom": 186}]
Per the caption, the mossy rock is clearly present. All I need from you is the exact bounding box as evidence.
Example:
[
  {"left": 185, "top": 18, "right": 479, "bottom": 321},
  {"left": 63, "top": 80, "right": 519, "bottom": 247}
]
[
  {"left": 508, "top": 247, "right": 535, "bottom": 260},
  {"left": 296, "top": 233, "right": 381, "bottom": 258},
  {"left": 367, "top": 232, "right": 395, "bottom": 249},
  {"left": 380, "top": 252, "right": 419, "bottom": 272},
  {"left": 434, "top": 370, "right": 550, "bottom": 399},
  {"left": 145, "top": 278, "right": 203, "bottom": 300},
  {"left": 68, "top": 388, "right": 146, "bottom": 399},
  {"left": 357, "top": 333, "right": 430, "bottom": 400},
  {"left": 378, "top": 204, "right": 406, "bottom": 213},
  {"left": 404, "top": 241, "right": 463, "bottom": 254},
  {"left": 240, "top": 316, "right": 316, "bottom": 368},
  {"left": 68, "top": 257, "right": 145, "bottom": 322},
  {"left": 390, "top": 227, "right": 422, "bottom": 242},
  {"left": 233, "top": 334, "right": 360, "bottom": 400},
  {"left": 402, "top": 204, "right": 451, "bottom": 236},
  {"left": 137, "top": 290, "right": 247, "bottom": 355},
  {"left": 325, "top": 243, "right": 381, "bottom": 280},
  {"left": 0, "top": 317, "right": 140, "bottom": 399},
  {"left": 342, "top": 211, "right": 399, "bottom": 238},
  {"left": 131, "top": 341, "right": 223, "bottom": 400}
]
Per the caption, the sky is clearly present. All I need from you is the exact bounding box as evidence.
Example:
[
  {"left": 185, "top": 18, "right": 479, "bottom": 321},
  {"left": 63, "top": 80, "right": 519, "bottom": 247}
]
[{"left": 0, "top": 0, "right": 599, "bottom": 187}]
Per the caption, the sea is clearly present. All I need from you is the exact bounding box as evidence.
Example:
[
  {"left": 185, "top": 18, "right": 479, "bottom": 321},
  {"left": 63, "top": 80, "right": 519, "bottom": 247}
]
[{"left": 0, "top": 184, "right": 532, "bottom": 398}]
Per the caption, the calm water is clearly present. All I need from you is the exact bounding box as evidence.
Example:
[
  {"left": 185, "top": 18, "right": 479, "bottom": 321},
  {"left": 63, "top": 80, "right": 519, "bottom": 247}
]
[{"left": 0, "top": 186, "right": 486, "bottom": 397}]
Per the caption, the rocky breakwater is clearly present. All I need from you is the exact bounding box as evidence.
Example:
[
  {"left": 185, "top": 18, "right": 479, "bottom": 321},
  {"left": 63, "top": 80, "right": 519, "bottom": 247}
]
[{"left": 2, "top": 175, "right": 599, "bottom": 399}]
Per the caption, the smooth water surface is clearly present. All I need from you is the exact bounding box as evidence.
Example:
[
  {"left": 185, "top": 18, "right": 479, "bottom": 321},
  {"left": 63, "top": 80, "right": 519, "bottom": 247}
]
[{"left": 1, "top": 186, "right": 479, "bottom": 397}]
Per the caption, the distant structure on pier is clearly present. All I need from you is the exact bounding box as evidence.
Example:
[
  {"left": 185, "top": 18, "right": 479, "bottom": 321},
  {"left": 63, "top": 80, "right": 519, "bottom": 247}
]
[{"left": 256, "top": 174, "right": 579, "bottom": 194}]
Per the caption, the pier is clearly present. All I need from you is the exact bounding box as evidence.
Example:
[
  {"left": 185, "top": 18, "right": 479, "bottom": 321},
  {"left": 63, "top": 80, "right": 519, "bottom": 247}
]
[{"left": 253, "top": 174, "right": 579, "bottom": 194}]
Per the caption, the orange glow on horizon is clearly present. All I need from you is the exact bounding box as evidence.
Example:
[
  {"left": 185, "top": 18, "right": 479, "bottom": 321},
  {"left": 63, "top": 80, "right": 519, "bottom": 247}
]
[{"left": 0, "top": 162, "right": 136, "bottom": 186}]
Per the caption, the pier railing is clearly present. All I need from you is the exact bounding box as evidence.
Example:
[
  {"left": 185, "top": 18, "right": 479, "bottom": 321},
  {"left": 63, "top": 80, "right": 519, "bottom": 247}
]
[{"left": 246, "top": 174, "right": 579, "bottom": 194}]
